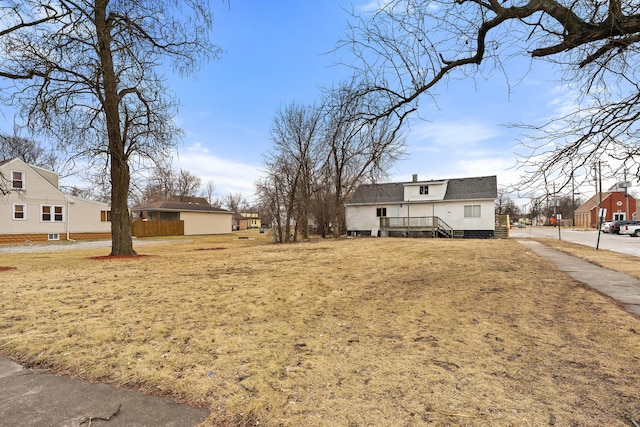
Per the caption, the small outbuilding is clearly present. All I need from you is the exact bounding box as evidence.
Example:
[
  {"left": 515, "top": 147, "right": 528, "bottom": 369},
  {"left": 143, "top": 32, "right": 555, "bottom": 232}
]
[{"left": 131, "top": 201, "right": 232, "bottom": 236}]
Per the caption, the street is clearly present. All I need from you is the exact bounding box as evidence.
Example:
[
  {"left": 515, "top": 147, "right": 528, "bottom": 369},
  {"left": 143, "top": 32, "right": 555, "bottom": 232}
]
[{"left": 509, "top": 225, "right": 640, "bottom": 257}]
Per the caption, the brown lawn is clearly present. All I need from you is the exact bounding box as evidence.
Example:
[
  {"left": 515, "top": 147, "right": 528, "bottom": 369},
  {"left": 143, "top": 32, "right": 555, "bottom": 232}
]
[{"left": 0, "top": 231, "right": 638, "bottom": 426}]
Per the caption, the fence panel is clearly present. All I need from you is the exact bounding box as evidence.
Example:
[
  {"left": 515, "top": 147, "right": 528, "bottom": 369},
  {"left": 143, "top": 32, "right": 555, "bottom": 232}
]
[{"left": 131, "top": 220, "right": 184, "bottom": 237}]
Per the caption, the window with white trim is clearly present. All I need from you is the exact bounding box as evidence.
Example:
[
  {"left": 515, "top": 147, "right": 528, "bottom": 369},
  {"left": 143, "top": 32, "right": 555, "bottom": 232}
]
[
  {"left": 11, "top": 170, "right": 24, "bottom": 190},
  {"left": 419, "top": 185, "right": 429, "bottom": 195},
  {"left": 13, "top": 204, "right": 26, "bottom": 220},
  {"left": 100, "top": 210, "right": 111, "bottom": 222},
  {"left": 41, "top": 205, "right": 64, "bottom": 222},
  {"left": 376, "top": 207, "right": 387, "bottom": 217},
  {"left": 464, "top": 205, "right": 481, "bottom": 218}
]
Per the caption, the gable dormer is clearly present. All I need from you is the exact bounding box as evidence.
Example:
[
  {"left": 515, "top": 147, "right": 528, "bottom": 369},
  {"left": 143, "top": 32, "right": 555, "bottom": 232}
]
[
  {"left": 1, "top": 158, "right": 60, "bottom": 193},
  {"left": 403, "top": 174, "right": 448, "bottom": 201}
]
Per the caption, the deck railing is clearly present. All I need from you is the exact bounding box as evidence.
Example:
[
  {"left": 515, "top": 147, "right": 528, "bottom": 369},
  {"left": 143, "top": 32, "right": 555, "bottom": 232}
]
[{"left": 379, "top": 216, "right": 454, "bottom": 237}]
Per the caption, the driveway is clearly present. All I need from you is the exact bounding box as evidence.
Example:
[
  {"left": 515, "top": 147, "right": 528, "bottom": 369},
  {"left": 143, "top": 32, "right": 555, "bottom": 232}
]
[{"left": 510, "top": 226, "right": 640, "bottom": 257}]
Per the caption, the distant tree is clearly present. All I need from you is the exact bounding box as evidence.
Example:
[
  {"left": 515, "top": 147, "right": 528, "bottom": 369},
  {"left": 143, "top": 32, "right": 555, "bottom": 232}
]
[
  {"left": 265, "top": 103, "right": 323, "bottom": 241},
  {"left": 174, "top": 170, "right": 202, "bottom": 199},
  {"left": 0, "top": 134, "right": 59, "bottom": 170},
  {"left": 319, "top": 80, "right": 406, "bottom": 237},
  {"left": 223, "top": 193, "right": 248, "bottom": 213},
  {"left": 340, "top": 0, "right": 640, "bottom": 196},
  {"left": 0, "top": 1, "right": 221, "bottom": 256},
  {"left": 202, "top": 180, "right": 217, "bottom": 205},
  {"left": 256, "top": 175, "right": 284, "bottom": 242},
  {"left": 495, "top": 190, "right": 521, "bottom": 219},
  {"left": 134, "top": 165, "right": 202, "bottom": 205},
  {"left": 259, "top": 85, "right": 406, "bottom": 242}
]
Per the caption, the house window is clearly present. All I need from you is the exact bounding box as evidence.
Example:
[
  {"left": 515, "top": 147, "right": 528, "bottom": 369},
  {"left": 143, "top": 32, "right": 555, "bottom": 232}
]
[
  {"left": 464, "top": 205, "right": 481, "bottom": 218},
  {"left": 419, "top": 185, "right": 429, "bottom": 195},
  {"left": 11, "top": 171, "right": 24, "bottom": 189},
  {"left": 13, "top": 204, "right": 26, "bottom": 220},
  {"left": 100, "top": 210, "right": 111, "bottom": 222},
  {"left": 48, "top": 233, "right": 60, "bottom": 241},
  {"left": 376, "top": 207, "right": 387, "bottom": 217},
  {"left": 41, "top": 205, "right": 64, "bottom": 222}
]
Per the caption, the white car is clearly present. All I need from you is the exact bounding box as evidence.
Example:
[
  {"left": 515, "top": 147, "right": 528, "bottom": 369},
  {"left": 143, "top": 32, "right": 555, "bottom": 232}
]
[{"left": 600, "top": 221, "right": 613, "bottom": 233}]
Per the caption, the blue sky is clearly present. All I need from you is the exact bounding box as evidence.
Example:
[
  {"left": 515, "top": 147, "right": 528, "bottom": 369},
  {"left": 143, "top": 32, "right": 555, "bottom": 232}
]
[
  {"left": 0, "top": 1, "right": 606, "bottom": 206},
  {"left": 165, "top": 0, "right": 590, "bottom": 205}
]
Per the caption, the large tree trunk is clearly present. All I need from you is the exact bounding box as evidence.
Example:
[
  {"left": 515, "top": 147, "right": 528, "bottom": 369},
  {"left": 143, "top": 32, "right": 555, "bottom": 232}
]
[
  {"left": 110, "top": 157, "right": 135, "bottom": 255},
  {"left": 95, "top": 0, "right": 136, "bottom": 256}
]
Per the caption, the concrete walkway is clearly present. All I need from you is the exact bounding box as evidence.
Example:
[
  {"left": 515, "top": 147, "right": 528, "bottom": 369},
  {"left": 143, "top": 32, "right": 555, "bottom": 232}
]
[
  {"left": 516, "top": 239, "right": 640, "bottom": 317},
  {"left": 0, "top": 357, "right": 209, "bottom": 426}
]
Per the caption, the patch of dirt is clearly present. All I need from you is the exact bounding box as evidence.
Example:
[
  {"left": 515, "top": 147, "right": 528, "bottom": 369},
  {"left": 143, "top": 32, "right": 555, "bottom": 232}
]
[
  {"left": 194, "top": 247, "right": 227, "bottom": 251},
  {"left": 0, "top": 266, "right": 16, "bottom": 272},
  {"left": 88, "top": 254, "right": 153, "bottom": 260}
]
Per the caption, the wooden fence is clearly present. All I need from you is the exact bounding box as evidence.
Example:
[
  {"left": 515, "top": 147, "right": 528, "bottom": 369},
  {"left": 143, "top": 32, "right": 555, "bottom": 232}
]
[{"left": 131, "top": 220, "right": 184, "bottom": 238}]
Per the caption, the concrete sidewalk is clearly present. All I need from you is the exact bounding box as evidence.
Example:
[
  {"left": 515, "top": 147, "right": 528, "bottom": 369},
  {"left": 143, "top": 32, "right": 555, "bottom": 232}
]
[
  {"left": 516, "top": 239, "right": 640, "bottom": 317},
  {"left": 0, "top": 357, "right": 209, "bottom": 426}
]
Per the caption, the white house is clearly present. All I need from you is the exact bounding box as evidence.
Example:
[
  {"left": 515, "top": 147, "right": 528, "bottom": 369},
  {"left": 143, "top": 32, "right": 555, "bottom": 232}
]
[
  {"left": 0, "top": 158, "right": 111, "bottom": 244},
  {"left": 345, "top": 174, "right": 498, "bottom": 238}
]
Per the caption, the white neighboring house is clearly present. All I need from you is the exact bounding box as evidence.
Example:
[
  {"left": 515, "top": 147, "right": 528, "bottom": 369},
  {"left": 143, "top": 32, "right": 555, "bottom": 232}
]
[
  {"left": 0, "top": 158, "right": 111, "bottom": 244},
  {"left": 345, "top": 174, "right": 498, "bottom": 238}
]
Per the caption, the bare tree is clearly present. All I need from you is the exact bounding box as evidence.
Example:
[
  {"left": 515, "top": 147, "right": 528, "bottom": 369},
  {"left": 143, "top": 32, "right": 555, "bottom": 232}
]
[
  {"left": 320, "top": 81, "right": 406, "bottom": 236},
  {"left": 223, "top": 193, "right": 247, "bottom": 213},
  {"left": 266, "top": 103, "right": 323, "bottom": 240},
  {"left": 0, "top": 134, "right": 60, "bottom": 170},
  {"left": 259, "top": 89, "right": 406, "bottom": 242},
  {"left": 256, "top": 175, "right": 284, "bottom": 242},
  {"left": 175, "top": 170, "right": 202, "bottom": 199},
  {"left": 134, "top": 165, "right": 203, "bottom": 205},
  {"left": 202, "top": 180, "right": 216, "bottom": 205},
  {"left": 340, "top": 0, "right": 640, "bottom": 192},
  {"left": 495, "top": 189, "right": 521, "bottom": 218},
  {"left": 0, "top": 1, "right": 221, "bottom": 255}
]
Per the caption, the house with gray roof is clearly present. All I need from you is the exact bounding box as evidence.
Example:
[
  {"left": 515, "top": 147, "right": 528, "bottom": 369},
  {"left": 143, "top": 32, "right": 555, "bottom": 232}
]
[{"left": 345, "top": 174, "right": 498, "bottom": 238}]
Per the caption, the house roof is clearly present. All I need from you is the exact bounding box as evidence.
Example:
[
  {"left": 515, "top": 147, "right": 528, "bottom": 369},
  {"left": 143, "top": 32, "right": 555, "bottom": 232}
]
[
  {"left": 131, "top": 201, "right": 230, "bottom": 213},
  {"left": 346, "top": 175, "right": 498, "bottom": 205},
  {"left": 574, "top": 192, "right": 610, "bottom": 214}
]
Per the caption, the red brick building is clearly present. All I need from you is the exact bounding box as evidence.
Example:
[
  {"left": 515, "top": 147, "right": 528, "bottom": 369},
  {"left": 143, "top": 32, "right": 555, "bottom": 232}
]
[{"left": 574, "top": 190, "right": 636, "bottom": 228}]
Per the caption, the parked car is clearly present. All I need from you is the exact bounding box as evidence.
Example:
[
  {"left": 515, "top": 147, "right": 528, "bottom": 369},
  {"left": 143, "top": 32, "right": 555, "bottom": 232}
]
[
  {"left": 600, "top": 221, "right": 614, "bottom": 233},
  {"left": 618, "top": 221, "right": 640, "bottom": 237},
  {"left": 611, "top": 220, "right": 640, "bottom": 235}
]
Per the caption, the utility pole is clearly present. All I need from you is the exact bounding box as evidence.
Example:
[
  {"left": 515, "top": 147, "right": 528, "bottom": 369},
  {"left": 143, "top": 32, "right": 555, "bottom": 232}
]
[{"left": 597, "top": 161, "right": 603, "bottom": 250}]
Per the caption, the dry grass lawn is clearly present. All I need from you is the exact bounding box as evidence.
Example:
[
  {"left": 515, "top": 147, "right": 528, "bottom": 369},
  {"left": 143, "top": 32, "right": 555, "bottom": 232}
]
[{"left": 0, "top": 231, "right": 639, "bottom": 426}]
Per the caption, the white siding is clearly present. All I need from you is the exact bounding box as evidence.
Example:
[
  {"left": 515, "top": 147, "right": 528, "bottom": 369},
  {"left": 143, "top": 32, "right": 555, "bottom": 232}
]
[
  {"left": 0, "top": 159, "right": 111, "bottom": 236},
  {"left": 67, "top": 196, "right": 111, "bottom": 234},
  {"left": 345, "top": 205, "right": 384, "bottom": 231},
  {"left": 346, "top": 200, "right": 495, "bottom": 232},
  {"left": 403, "top": 181, "right": 447, "bottom": 201}
]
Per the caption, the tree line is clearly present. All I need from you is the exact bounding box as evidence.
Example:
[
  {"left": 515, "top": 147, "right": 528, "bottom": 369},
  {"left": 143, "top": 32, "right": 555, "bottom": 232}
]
[{"left": 257, "top": 82, "right": 405, "bottom": 242}]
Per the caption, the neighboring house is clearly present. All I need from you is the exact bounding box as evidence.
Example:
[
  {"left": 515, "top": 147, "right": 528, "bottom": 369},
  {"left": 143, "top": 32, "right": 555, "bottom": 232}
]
[
  {"left": 0, "top": 158, "right": 111, "bottom": 244},
  {"left": 131, "top": 201, "right": 232, "bottom": 236},
  {"left": 345, "top": 174, "right": 498, "bottom": 238},
  {"left": 574, "top": 190, "right": 637, "bottom": 228},
  {"left": 233, "top": 212, "right": 261, "bottom": 230}
]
